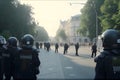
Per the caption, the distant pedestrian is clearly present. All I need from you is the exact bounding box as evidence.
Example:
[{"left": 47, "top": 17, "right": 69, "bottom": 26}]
[
  {"left": 91, "top": 42, "right": 97, "bottom": 58},
  {"left": 55, "top": 43, "right": 59, "bottom": 53},
  {"left": 46, "top": 42, "right": 50, "bottom": 52},
  {"left": 75, "top": 42, "right": 79, "bottom": 56},
  {"left": 44, "top": 42, "right": 47, "bottom": 50},
  {"left": 39, "top": 42, "right": 43, "bottom": 48},
  {"left": 63, "top": 43, "right": 69, "bottom": 55}
]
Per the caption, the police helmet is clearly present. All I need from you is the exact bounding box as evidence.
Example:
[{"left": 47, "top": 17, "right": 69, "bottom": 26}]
[
  {"left": 21, "top": 34, "right": 34, "bottom": 48},
  {"left": 0, "top": 36, "right": 6, "bottom": 45},
  {"left": 101, "top": 29, "right": 120, "bottom": 48},
  {"left": 7, "top": 37, "right": 18, "bottom": 47}
]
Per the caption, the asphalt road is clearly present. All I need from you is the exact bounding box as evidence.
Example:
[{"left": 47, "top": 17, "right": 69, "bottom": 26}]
[{"left": 37, "top": 46, "right": 96, "bottom": 80}]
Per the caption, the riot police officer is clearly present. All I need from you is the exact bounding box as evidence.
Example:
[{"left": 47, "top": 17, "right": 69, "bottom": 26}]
[
  {"left": 44, "top": 42, "right": 47, "bottom": 50},
  {"left": 0, "top": 36, "right": 6, "bottom": 80},
  {"left": 91, "top": 42, "right": 97, "bottom": 58},
  {"left": 3, "top": 37, "right": 19, "bottom": 80},
  {"left": 39, "top": 42, "right": 43, "bottom": 48},
  {"left": 46, "top": 42, "right": 50, "bottom": 52},
  {"left": 94, "top": 29, "right": 120, "bottom": 79},
  {"left": 75, "top": 42, "right": 79, "bottom": 56},
  {"left": 14, "top": 34, "right": 40, "bottom": 80},
  {"left": 63, "top": 43, "right": 69, "bottom": 55},
  {"left": 55, "top": 43, "right": 59, "bottom": 53}
]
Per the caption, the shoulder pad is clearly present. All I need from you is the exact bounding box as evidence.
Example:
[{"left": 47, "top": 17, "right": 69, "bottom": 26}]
[
  {"left": 94, "top": 50, "right": 112, "bottom": 62},
  {"left": 99, "top": 52, "right": 106, "bottom": 57},
  {"left": 94, "top": 51, "right": 108, "bottom": 62},
  {"left": 32, "top": 48, "right": 39, "bottom": 54}
]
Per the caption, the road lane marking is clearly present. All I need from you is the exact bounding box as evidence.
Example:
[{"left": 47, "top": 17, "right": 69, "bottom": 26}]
[{"left": 64, "top": 66, "right": 73, "bottom": 69}]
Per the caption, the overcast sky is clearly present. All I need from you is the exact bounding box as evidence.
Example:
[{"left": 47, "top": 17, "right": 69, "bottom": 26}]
[{"left": 20, "top": 0, "right": 87, "bottom": 37}]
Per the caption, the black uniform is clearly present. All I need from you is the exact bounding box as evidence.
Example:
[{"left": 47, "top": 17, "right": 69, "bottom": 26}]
[
  {"left": 46, "top": 42, "right": 50, "bottom": 52},
  {"left": 55, "top": 43, "right": 59, "bottom": 53},
  {"left": 75, "top": 43, "right": 79, "bottom": 56},
  {"left": 3, "top": 46, "right": 19, "bottom": 80},
  {"left": 63, "top": 43, "right": 69, "bottom": 54},
  {"left": 94, "top": 49, "right": 120, "bottom": 79},
  {"left": 14, "top": 34, "right": 41, "bottom": 80},
  {"left": 91, "top": 43, "right": 97, "bottom": 58},
  {"left": 14, "top": 48, "right": 40, "bottom": 80},
  {"left": 2, "top": 37, "right": 19, "bottom": 80},
  {"left": 40, "top": 43, "right": 43, "bottom": 48},
  {"left": 0, "top": 36, "right": 6, "bottom": 80},
  {"left": 0, "top": 45, "right": 4, "bottom": 80},
  {"left": 94, "top": 29, "right": 120, "bottom": 79},
  {"left": 44, "top": 42, "right": 47, "bottom": 50}
]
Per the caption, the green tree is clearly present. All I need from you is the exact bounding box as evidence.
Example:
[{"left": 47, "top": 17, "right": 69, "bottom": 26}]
[
  {"left": 35, "top": 26, "right": 49, "bottom": 41},
  {"left": 79, "top": 0, "right": 104, "bottom": 39},
  {"left": 1, "top": 30, "right": 12, "bottom": 39},
  {"left": 56, "top": 29, "right": 67, "bottom": 41},
  {"left": 0, "top": 0, "right": 36, "bottom": 40},
  {"left": 100, "top": 0, "right": 120, "bottom": 31}
]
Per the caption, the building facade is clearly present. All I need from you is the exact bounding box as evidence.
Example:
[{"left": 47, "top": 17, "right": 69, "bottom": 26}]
[
  {"left": 58, "top": 14, "right": 90, "bottom": 45},
  {"left": 69, "top": 14, "right": 80, "bottom": 43}
]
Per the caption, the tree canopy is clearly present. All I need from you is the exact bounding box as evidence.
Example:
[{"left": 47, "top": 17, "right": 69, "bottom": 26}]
[
  {"left": 79, "top": 0, "right": 104, "bottom": 40},
  {"left": 0, "top": 0, "right": 35, "bottom": 40},
  {"left": 35, "top": 26, "right": 49, "bottom": 41},
  {"left": 100, "top": 0, "right": 120, "bottom": 31},
  {"left": 55, "top": 29, "right": 67, "bottom": 42},
  {"left": 79, "top": 0, "right": 120, "bottom": 41}
]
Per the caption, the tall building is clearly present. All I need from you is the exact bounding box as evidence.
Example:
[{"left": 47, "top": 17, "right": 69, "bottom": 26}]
[
  {"left": 58, "top": 14, "right": 90, "bottom": 45},
  {"left": 70, "top": 14, "right": 80, "bottom": 43}
]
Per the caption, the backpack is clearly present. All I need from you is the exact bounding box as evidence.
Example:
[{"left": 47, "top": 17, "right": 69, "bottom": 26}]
[{"left": 19, "top": 49, "right": 39, "bottom": 75}]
